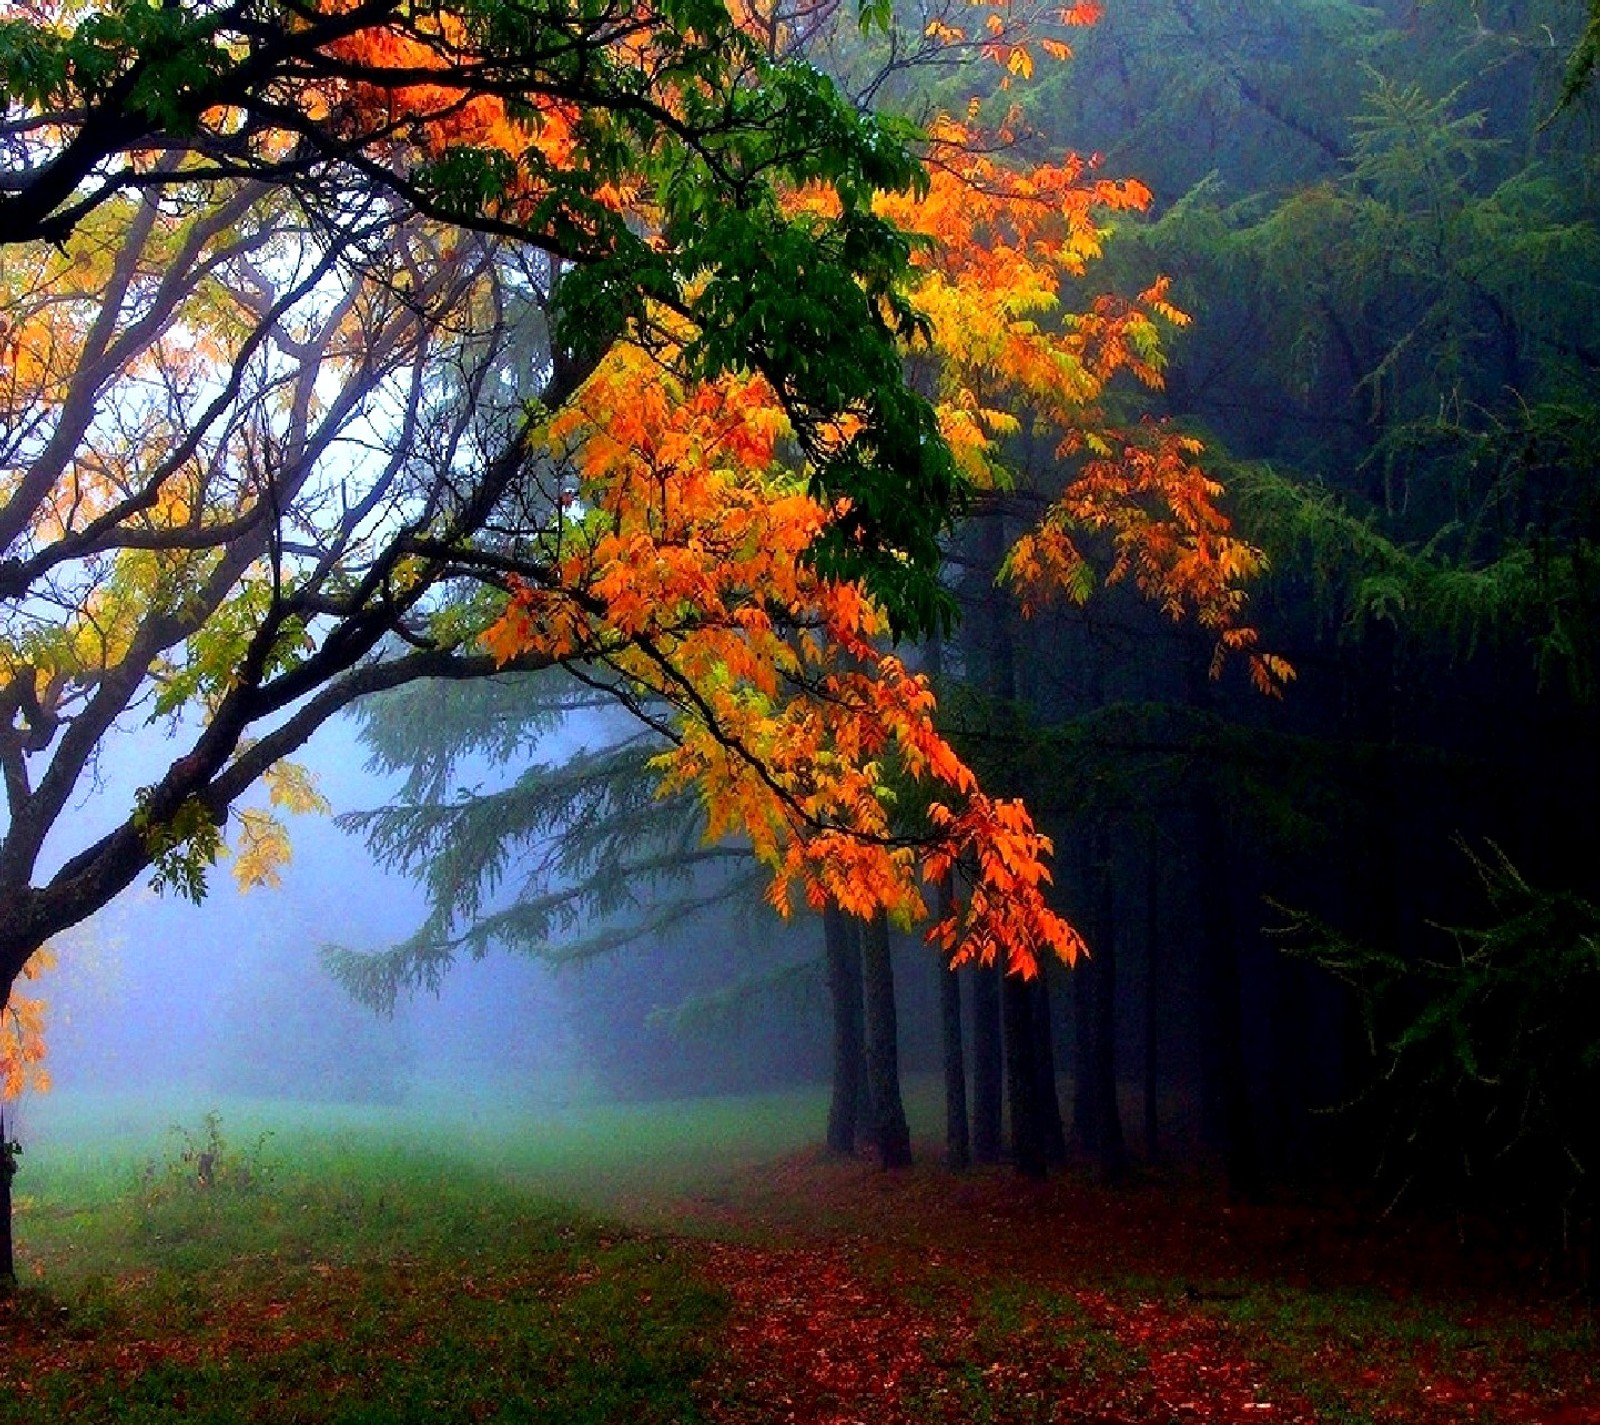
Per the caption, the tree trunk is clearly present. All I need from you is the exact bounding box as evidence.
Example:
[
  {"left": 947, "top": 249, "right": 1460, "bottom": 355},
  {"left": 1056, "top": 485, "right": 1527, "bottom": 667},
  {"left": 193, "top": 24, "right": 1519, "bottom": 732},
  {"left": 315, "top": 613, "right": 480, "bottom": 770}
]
[
  {"left": 823, "top": 902, "right": 865, "bottom": 1156},
  {"left": 0, "top": 1113, "right": 16, "bottom": 1287},
  {"left": 1032, "top": 969, "right": 1069, "bottom": 1166},
  {"left": 1003, "top": 970, "right": 1046, "bottom": 1178},
  {"left": 1188, "top": 647, "right": 1259, "bottom": 1200},
  {"left": 1073, "top": 931, "right": 1096, "bottom": 1151},
  {"left": 1089, "top": 899, "right": 1126, "bottom": 1182},
  {"left": 937, "top": 878, "right": 971, "bottom": 1170},
  {"left": 1144, "top": 826, "right": 1161, "bottom": 1164},
  {"left": 861, "top": 910, "right": 912, "bottom": 1169},
  {"left": 1196, "top": 802, "right": 1258, "bottom": 1199},
  {"left": 971, "top": 959, "right": 1004, "bottom": 1163},
  {"left": 1072, "top": 824, "right": 1126, "bottom": 1180}
]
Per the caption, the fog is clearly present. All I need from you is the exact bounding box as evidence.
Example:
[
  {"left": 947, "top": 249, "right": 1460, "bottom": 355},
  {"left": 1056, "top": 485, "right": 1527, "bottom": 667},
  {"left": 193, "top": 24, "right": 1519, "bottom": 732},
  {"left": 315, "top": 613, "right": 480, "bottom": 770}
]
[
  {"left": 5, "top": 0, "right": 1594, "bottom": 1249},
  {"left": 14, "top": 703, "right": 833, "bottom": 1166}
]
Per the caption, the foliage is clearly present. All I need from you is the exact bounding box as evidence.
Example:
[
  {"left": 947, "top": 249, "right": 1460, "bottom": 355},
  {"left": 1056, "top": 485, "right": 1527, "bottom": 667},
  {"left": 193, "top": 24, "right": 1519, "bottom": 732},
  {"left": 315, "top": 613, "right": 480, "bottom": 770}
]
[
  {"left": 0, "top": 0, "right": 971, "bottom": 631},
  {"left": 1279, "top": 846, "right": 1600, "bottom": 1241},
  {"left": 139, "top": 1111, "right": 277, "bottom": 1204},
  {"left": 0, "top": 0, "right": 1278, "bottom": 1022},
  {"left": 1229, "top": 454, "right": 1600, "bottom": 697},
  {"left": 1103, "top": 22, "right": 1600, "bottom": 690},
  {"left": 0, "top": 0, "right": 947, "bottom": 1009},
  {"left": 459, "top": 85, "right": 1279, "bottom": 974},
  {"left": 1554, "top": 0, "right": 1600, "bottom": 112},
  {"left": 325, "top": 675, "right": 749, "bottom": 1011},
  {"left": 0, "top": 947, "right": 50, "bottom": 1101}
]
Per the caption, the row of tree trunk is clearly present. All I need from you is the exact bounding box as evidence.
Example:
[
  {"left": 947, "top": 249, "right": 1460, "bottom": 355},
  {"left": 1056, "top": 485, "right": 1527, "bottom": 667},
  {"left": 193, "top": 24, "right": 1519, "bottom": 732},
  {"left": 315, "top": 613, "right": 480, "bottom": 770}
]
[
  {"left": 822, "top": 896, "right": 1104, "bottom": 1180},
  {"left": 819, "top": 818, "right": 1260, "bottom": 1193}
]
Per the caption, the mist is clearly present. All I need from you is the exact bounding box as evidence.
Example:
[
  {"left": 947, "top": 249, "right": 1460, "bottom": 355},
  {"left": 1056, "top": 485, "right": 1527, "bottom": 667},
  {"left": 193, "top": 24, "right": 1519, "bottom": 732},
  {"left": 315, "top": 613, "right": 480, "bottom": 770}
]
[
  {"left": 4, "top": 2, "right": 1599, "bottom": 1419},
  {"left": 17, "top": 702, "right": 833, "bottom": 1174}
]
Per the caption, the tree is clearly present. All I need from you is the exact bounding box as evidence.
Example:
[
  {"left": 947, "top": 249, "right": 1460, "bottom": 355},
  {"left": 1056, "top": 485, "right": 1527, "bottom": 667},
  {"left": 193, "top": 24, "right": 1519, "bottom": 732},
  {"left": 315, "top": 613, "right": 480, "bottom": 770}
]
[
  {"left": 299, "top": 1, "right": 1287, "bottom": 1185},
  {"left": 0, "top": 0, "right": 1036, "bottom": 1019},
  {"left": 0, "top": 10, "right": 1300, "bottom": 1288}
]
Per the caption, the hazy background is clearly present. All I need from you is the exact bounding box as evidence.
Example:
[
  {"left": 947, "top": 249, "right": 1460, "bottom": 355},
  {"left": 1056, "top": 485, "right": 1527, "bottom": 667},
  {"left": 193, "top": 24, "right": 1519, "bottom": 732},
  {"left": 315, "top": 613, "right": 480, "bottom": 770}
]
[{"left": 15, "top": 703, "right": 836, "bottom": 1161}]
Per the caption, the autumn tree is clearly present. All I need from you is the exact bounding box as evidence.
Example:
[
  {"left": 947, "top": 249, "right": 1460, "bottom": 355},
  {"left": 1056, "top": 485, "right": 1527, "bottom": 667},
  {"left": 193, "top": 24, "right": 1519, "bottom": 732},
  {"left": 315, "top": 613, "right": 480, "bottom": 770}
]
[
  {"left": 0, "top": 0, "right": 1030, "bottom": 1022},
  {"left": 0, "top": 7, "right": 1291, "bottom": 1286},
  {"left": 287, "top": 0, "right": 1284, "bottom": 1182}
]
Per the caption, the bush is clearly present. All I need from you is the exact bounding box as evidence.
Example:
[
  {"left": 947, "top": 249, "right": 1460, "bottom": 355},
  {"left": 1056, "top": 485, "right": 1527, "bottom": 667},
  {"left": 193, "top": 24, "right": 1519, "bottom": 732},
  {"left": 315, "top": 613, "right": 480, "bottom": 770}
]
[
  {"left": 1283, "top": 845, "right": 1600, "bottom": 1280},
  {"left": 140, "top": 1111, "right": 276, "bottom": 1203}
]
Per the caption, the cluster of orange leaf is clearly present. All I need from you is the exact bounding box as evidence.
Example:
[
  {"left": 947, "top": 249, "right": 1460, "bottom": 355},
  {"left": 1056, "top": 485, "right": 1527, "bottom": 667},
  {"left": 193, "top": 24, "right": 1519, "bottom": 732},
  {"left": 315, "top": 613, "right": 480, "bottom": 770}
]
[
  {"left": 883, "top": 118, "right": 1292, "bottom": 696},
  {"left": 0, "top": 949, "right": 51, "bottom": 1101},
  {"left": 324, "top": 17, "right": 573, "bottom": 166},
  {"left": 465, "top": 20, "right": 1284, "bottom": 976},
  {"left": 483, "top": 349, "right": 1084, "bottom": 974}
]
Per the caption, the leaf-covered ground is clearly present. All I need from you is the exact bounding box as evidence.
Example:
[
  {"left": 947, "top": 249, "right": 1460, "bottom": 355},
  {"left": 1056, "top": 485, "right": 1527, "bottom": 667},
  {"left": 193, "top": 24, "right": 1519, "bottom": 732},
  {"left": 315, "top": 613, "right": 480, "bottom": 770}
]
[
  {"left": 3, "top": 1121, "right": 1597, "bottom": 1423},
  {"left": 685, "top": 1152, "right": 1600, "bottom": 1425}
]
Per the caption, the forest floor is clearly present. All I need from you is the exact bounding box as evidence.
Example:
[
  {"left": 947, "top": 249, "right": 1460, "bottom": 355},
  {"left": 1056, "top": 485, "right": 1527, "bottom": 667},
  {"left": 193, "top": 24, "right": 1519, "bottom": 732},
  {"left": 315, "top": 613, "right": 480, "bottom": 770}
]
[
  {"left": 2, "top": 1102, "right": 1597, "bottom": 1423},
  {"left": 672, "top": 1148, "right": 1600, "bottom": 1425}
]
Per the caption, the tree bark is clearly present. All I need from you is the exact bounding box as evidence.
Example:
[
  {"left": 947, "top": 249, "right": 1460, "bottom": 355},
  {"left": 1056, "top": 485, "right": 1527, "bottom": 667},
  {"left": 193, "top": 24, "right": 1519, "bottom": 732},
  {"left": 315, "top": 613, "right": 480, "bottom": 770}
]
[
  {"left": 1089, "top": 921, "right": 1126, "bottom": 1181},
  {"left": 1003, "top": 970, "right": 1046, "bottom": 1178},
  {"left": 823, "top": 902, "right": 866, "bottom": 1156},
  {"left": 937, "top": 878, "right": 971, "bottom": 1170},
  {"left": 1196, "top": 799, "right": 1258, "bottom": 1199},
  {"left": 0, "top": 1111, "right": 16, "bottom": 1286},
  {"left": 1032, "top": 969, "right": 1069, "bottom": 1167},
  {"left": 1071, "top": 824, "right": 1126, "bottom": 1180},
  {"left": 861, "top": 911, "right": 912, "bottom": 1169},
  {"left": 1188, "top": 646, "right": 1259, "bottom": 1200},
  {"left": 971, "top": 959, "right": 1004, "bottom": 1163}
]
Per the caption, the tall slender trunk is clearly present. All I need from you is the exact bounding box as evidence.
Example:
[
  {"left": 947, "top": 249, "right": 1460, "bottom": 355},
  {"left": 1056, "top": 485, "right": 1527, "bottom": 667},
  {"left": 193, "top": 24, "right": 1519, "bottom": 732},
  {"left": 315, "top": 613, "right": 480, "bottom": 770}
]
[
  {"left": 1189, "top": 648, "right": 1258, "bottom": 1199},
  {"left": 1073, "top": 927, "right": 1095, "bottom": 1151},
  {"left": 1072, "top": 823, "right": 1126, "bottom": 1179},
  {"left": 1, "top": 1111, "right": 16, "bottom": 1286},
  {"left": 823, "top": 903, "right": 865, "bottom": 1156},
  {"left": 937, "top": 878, "right": 970, "bottom": 1170},
  {"left": 1003, "top": 971, "right": 1046, "bottom": 1177},
  {"left": 1032, "top": 969, "right": 1068, "bottom": 1166},
  {"left": 1144, "top": 826, "right": 1161, "bottom": 1164},
  {"left": 1091, "top": 822, "right": 1125, "bottom": 1180},
  {"left": 861, "top": 911, "right": 912, "bottom": 1169},
  {"left": 971, "top": 960, "right": 1004, "bottom": 1163},
  {"left": 1196, "top": 797, "right": 1257, "bottom": 1198}
]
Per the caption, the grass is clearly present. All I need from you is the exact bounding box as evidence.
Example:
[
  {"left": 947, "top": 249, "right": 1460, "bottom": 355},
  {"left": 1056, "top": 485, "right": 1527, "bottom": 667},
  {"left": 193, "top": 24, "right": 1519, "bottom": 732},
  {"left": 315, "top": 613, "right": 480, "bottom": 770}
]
[
  {"left": 4, "top": 1084, "right": 1597, "bottom": 1424},
  {"left": 6, "top": 1092, "right": 753, "bottom": 1424}
]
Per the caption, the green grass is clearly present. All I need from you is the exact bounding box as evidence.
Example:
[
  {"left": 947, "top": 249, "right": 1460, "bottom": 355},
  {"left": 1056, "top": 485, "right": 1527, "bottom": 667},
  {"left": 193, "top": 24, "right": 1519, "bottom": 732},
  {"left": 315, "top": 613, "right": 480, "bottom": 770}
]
[
  {"left": 17, "top": 1082, "right": 840, "bottom": 1214},
  {"left": 6, "top": 1086, "right": 1595, "bottom": 1424},
  {"left": 4, "top": 1089, "right": 802, "bottom": 1424}
]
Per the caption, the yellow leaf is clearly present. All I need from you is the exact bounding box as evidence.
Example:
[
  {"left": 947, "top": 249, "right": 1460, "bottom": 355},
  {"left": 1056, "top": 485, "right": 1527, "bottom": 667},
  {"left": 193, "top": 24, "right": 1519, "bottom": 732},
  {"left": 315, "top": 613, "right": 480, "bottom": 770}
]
[
  {"left": 232, "top": 807, "right": 291, "bottom": 891},
  {"left": 265, "top": 759, "right": 330, "bottom": 816}
]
